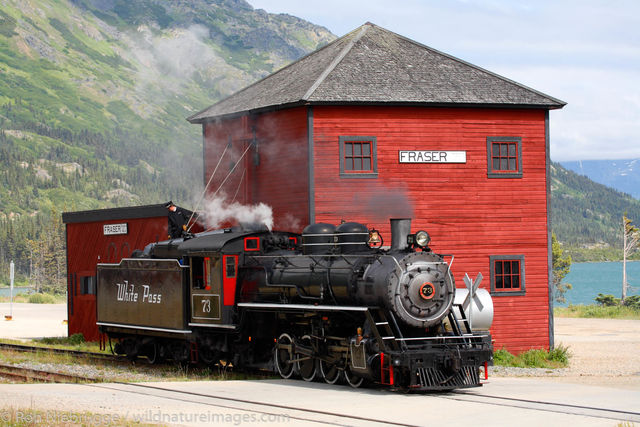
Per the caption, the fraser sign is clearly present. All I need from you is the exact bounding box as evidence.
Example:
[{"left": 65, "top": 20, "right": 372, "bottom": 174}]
[{"left": 398, "top": 150, "right": 466, "bottom": 164}]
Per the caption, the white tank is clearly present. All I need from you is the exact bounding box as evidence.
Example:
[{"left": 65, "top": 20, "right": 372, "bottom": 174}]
[{"left": 444, "top": 288, "right": 494, "bottom": 331}]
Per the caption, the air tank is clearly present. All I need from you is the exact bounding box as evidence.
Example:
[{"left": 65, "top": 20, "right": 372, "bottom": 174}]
[
  {"left": 301, "top": 223, "right": 336, "bottom": 254},
  {"left": 335, "top": 222, "right": 369, "bottom": 253}
]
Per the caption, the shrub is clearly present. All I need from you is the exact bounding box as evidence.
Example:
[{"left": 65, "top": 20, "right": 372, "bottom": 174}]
[
  {"left": 595, "top": 293, "right": 620, "bottom": 306},
  {"left": 28, "top": 293, "right": 57, "bottom": 304},
  {"left": 623, "top": 295, "right": 640, "bottom": 310},
  {"left": 493, "top": 346, "right": 570, "bottom": 369},
  {"left": 493, "top": 348, "right": 516, "bottom": 366},
  {"left": 548, "top": 344, "right": 570, "bottom": 364},
  {"left": 39, "top": 333, "right": 85, "bottom": 346}
]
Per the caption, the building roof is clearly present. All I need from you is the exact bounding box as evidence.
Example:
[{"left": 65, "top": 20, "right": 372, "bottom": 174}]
[
  {"left": 62, "top": 203, "right": 192, "bottom": 224},
  {"left": 188, "top": 23, "right": 565, "bottom": 123}
]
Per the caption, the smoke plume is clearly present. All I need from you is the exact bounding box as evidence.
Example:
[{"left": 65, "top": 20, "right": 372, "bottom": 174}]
[{"left": 200, "top": 194, "right": 274, "bottom": 231}]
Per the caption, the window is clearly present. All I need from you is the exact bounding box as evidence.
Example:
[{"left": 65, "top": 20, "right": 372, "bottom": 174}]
[
  {"left": 487, "top": 137, "right": 522, "bottom": 178},
  {"left": 340, "top": 136, "right": 378, "bottom": 178},
  {"left": 490, "top": 255, "right": 525, "bottom": 295},
  {"left": 244, "top": 237, "right": 260, "bottom": 251},
  {"left": 80, "top": 276, "right": 96, "bottom": 295},
  {"left": 225, "top": 256, "right": 237, "bottom": 278}
]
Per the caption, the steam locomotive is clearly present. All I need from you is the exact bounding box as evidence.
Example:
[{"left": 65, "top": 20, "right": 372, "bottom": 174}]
[{"left": 96, "top": 218, "right": 493, "bottom": 391}]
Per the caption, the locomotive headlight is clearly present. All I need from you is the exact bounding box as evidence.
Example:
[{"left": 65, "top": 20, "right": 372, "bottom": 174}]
[{"left": 415, "top": 230, "right": 430, "bottom": 248}]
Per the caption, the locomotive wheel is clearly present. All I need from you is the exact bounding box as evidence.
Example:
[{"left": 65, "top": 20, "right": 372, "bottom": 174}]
[
  {"left": 171, "top": 342, "right": 190, "bottom": 364},
  {"left": 344, "top": 366, "right": 364, "bottom": 388},
  {"left": 123, "top": 338, "right": 139, "bottom": 361},
  {"left": 319, "top": 360, "right": 340, "bottom": 384},
  {"left": 295, "top": 335, "right": 317, "bottom": 382},
  {"left": 199, "top": 346, "right": 219, "bottom": 366},
  {"left": 275, "top": 333, "right": 295, "bottom": 379},
  {"left": 145, "top": 342, "right": 163, "bottom": 365}
]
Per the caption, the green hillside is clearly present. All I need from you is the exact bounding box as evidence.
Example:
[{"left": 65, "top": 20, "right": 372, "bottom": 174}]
[
  {"left": 0, "top": 0, "right": 334, "bottom": 282},
  {"left": 1, "top": 0, "right": 638, "bottom": 286},
  {"left": 550, "top": 162, "right": 640, "bottom": 261}
]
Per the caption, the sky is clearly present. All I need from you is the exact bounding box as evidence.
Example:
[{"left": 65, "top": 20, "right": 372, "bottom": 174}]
[{"left": 247, "top": 0, "right": 639, "bottom": 162}]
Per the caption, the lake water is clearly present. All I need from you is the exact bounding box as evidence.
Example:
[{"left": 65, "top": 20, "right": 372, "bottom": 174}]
[
  {"left": 0, "top": 287, "right": 32, "bottom": 297},
  {"left": 559, "top": 261, "right": 640, "bottom": 306}
]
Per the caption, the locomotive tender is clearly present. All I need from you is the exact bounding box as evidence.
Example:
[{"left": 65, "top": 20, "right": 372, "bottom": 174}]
[{"left": 96, "top": 218, "right": 493, "bottom": 390}]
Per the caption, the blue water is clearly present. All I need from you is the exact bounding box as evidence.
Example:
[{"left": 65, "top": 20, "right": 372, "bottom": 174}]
[
  {"left": 559, "top": 261, "right": 640, "bottom": 306},
  {"left": 0, "top": 287, "right": 32, "bottom": 297}
]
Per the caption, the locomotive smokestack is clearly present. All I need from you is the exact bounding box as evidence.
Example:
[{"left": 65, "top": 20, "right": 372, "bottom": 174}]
[{"left": 390, "top": 218, "right": 411, "bottom": 250}]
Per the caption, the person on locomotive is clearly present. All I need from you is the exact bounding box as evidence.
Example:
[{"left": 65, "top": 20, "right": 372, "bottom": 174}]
[{"left": 164, "top": 201, "right": 189, "bottom": 239}]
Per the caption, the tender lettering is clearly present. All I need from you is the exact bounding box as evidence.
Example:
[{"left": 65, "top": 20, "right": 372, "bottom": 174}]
[
  {"left": 116, "top": 280, "right": 138, "bottom": 302},
  {"left": 142, "top": 284, "right": 162, "bottom": 304},
  {"left": 116, "top": 281, "right": 162, "bottom": 304}
]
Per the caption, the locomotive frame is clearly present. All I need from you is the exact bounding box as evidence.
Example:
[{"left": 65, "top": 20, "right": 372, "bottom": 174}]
[{"left": 96, "top": 219, "right": 493, "bottom": 391}]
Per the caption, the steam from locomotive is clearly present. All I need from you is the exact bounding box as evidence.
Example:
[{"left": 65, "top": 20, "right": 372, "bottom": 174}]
[{"left": 96, "top": 218, "right": 493, "bottom": 391}]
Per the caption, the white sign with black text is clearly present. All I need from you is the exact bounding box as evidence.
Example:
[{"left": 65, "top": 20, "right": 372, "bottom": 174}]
[
  {"left": 399, "top": 150, "right": 467, "bottom": 164},
  {"left": 103, "top": 223, "right": 128, "bottom": 236}
]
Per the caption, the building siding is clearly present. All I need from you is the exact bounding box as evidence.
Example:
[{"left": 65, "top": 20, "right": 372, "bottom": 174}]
[
  {"left": 66, "top": 216, "right": 168, "bottom": 341},
  {"left": 312, "top": 105, "right": 550, "bottom": 352},
  {"left": 203, "top": 108, "right": 309, "bottom": 231}
]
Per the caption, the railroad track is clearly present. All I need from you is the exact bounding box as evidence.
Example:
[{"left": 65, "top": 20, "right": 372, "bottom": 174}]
[
  {"left": 0, "top": 362, "right": 101, "bottom": 384},
  {"left": 0, "top": 342, "right": 116, "bottom": 363},
  {"left": 447, "top": 389, "right": 640, "bottom": 423}
]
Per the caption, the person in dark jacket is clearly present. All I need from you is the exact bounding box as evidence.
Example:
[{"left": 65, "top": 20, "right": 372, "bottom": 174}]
[{"left": 165, "top": 201, "right": 189, "bottom": 239}]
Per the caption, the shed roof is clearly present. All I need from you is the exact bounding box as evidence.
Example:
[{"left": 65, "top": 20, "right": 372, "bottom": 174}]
[{"left": 188, "top": 23, "right": 565, "bottom": 123}]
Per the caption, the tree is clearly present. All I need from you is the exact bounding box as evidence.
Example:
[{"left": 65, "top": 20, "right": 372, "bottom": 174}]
[
  {"left": 623, "top": 213, "right": 639, "bottom": 303},
  {"left": 552, "top": 233, "right": 572, "bottom": 304}
]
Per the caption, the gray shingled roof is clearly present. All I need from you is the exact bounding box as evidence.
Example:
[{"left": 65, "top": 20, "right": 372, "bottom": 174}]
[{"left": 188, "top": 23, "right": 565, "bottom": 123}]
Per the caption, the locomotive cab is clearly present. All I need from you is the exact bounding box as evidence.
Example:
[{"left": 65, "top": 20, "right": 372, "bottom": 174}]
[{"left": 187, "top": 253, "right": 238, "bottom": 327}]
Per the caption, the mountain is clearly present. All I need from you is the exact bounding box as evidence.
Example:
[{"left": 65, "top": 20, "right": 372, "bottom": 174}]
[
  {"left": 0, "top": 0, "right": 334, "bottom": 213},
  {"left": 551, "top": 162, "right": 640, "bottom": 261},
  {"left": 0, "top": 0, "right": 335, "bottom": 280},
  {"left": 560, "top": 159, "right": 640, "bottom": 200}
]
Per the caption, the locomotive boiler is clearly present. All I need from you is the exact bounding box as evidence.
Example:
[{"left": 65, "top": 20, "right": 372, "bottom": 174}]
[{"left": 96, "top": 218, "right": 493, "bottom": 391}]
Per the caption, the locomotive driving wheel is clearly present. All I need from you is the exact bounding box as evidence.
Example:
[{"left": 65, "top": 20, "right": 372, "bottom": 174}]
[
  {"left": 295, "top": 335, "right": 317, "bottom": 382},
  {"left": 344, "top": 366, "right": 364, "bottom": 388},
  {"left": 319, "top": 359, "right": 341, "bottom": 384},
  {"left": 275, "top": 333, "right": 295, "bottom": 379}
]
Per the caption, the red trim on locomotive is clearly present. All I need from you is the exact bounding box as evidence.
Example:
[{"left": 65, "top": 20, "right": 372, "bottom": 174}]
[
  {"left": 244, "top": 237, "right": 260, "bottom": 251},
  {"left": 223, "top": 255, "right": 238, "bottom": 306}
]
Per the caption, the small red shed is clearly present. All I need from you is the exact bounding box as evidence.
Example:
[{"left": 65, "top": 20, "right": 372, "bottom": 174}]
[
  {"left": 62, "top": 204, "right": 198, "bottom": 341},
  {"left": 187, "top": 23, "right": 565, "bottom": 353}
]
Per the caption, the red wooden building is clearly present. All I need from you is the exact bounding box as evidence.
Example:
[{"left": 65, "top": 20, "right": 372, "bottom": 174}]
[
  {"left": 188, "top": 23, "right": 565, "bottom": 352},
  {"left": 62, "top": 204, "right": 197, "bottom": 341}
]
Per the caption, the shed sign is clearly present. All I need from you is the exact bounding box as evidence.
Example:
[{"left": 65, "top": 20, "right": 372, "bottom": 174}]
[
  {"left": 103, "top": 223, "right": 128, "bottom": 235},
  {"left": 399, "top": 150, "right": 467, "bottom": 164}
]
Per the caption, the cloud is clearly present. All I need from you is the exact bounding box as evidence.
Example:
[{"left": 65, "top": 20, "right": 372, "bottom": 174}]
[{"left": 247, "top": 0, "right": 640, "bottom": 161}]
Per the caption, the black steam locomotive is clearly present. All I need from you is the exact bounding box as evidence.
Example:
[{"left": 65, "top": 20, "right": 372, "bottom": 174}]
[{"left": 96, "top": 219, "right": 493, "bottom": 391}]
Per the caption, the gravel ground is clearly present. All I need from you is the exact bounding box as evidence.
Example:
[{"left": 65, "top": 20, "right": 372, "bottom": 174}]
[{"left": 490, "top": 317, "right": 640, "bottom": 390}]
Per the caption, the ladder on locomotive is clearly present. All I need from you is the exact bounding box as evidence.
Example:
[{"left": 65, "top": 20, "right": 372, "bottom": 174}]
[{"left": 366, "top": 308, "right": 406, "bottom": 386}]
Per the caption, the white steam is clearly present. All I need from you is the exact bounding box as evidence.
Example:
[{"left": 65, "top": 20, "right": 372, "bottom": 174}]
[{"left": 200, "top": 195, "right": 274, "bottom": 231}]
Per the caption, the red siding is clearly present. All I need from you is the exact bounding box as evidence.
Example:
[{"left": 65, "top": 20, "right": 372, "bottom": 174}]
[
  {"left": 206, "top": 105, "right": 551, "bottom": 353},
  {"left": 312, "top": 105, "right": 550, "bottom": 353},
  {"left": 204, "top": 108, "right": 309, "bottom": 231},
  {"left": 66, "top": 217, "right": 168, "bottom": 341}
]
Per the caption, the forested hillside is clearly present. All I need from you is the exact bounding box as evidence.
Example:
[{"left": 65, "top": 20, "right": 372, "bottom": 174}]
[
  {"left": 561, "top": 159, "right": 640, "bottom": 200},
  {"left": 551, "top": 162, "right": 640, "bottom": 261},
  {"left": 0, "top": 0, "right": 334, "bottom": 285},
  {"left": 1, "top": 0, "right": 637, "bottom": 289}
]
